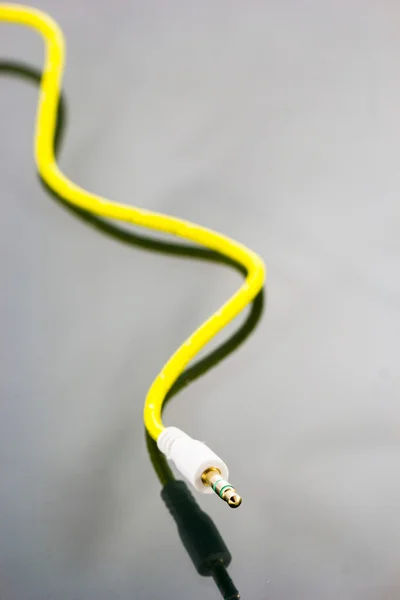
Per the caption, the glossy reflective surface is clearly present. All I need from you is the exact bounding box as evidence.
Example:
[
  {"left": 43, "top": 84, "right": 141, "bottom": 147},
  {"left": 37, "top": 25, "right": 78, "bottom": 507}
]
[{"left": 1, "top": 2, "right": 400, "bottom": 599}]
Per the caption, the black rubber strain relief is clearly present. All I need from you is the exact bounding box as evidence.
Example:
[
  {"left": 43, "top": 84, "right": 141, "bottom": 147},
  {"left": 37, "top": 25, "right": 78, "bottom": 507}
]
[{"left": 161, "top": 479, "right": 232, "bottom": 576}]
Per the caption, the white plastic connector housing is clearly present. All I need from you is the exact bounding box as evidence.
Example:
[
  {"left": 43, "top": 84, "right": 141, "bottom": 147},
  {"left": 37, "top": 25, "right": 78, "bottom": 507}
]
[{"left": 157, "top": 426, "right": 229, "bottom": 493}]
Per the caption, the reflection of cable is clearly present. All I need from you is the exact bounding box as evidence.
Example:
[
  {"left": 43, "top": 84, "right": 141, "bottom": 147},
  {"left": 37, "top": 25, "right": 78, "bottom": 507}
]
[
  {"left": 0, "top": 4, "right": 266, "bottom": 505},
  {"left": 162, "top": 481, "right": 240, "bottom": 600}
]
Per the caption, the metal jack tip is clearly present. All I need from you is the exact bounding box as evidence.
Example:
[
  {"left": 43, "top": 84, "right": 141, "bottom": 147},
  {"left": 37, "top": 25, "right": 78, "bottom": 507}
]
[{"left": 201, "top": 468, "right": 242, "bottom": 508}]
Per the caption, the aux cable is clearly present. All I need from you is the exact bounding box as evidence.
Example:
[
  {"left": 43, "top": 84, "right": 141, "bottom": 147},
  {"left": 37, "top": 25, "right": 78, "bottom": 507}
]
[
  {"left": 0, "top": 3, "right": 266, "bottom": 508},
  {"left": 0, "top": 57, "right": 265, "bottom": 599}
]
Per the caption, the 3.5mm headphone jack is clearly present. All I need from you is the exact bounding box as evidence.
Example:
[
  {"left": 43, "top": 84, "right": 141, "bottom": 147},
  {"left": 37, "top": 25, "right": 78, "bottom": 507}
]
[
  {"left": 201, "top": 468, "right": 242, "bottom": 508},
  {"left": 157, "top": 427, "right": 242, "bottom": 508}
]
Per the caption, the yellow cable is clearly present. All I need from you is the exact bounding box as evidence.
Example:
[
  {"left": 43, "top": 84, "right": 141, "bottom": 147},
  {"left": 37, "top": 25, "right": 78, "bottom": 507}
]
[{"left": 0, "top": 3, "right": 266, "bottom": 441}]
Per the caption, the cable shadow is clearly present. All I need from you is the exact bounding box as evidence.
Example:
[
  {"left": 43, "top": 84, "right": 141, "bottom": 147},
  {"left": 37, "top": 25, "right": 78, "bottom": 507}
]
[
  {"left": 1, "top": 59, "right": 265, "bottom": 599},
  {"left": 1, "top": 59, "right": 248, "bottom": 273}
]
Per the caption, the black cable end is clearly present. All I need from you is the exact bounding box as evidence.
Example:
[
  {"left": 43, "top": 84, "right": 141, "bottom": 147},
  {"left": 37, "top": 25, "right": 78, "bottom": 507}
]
[
  {"left": 211, "top": 560, "right": 240, "bottom": 599},
  {"left": 161, "top": 480, "right": 241, "bottom": 599},
  {"left": 161, "top": 480, "right": 232, "bottom": 575}
]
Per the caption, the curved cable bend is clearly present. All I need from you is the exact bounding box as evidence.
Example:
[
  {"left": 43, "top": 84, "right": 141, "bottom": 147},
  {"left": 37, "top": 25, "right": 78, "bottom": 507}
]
[{"left": 0, "top": 4, "right": 266, "bottom": 442}]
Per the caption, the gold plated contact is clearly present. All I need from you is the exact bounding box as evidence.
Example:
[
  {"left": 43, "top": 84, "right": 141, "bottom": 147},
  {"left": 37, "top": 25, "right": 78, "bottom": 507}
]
[{"left": 201, "top": 468, "right": 242, "bottom": 508}]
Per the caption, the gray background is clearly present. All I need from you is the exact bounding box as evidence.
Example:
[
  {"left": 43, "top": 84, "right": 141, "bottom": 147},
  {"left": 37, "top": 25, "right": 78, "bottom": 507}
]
[{"left": 1, "top": 1, "right": 400, "bottom": 599}]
